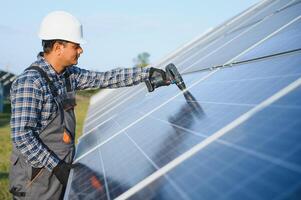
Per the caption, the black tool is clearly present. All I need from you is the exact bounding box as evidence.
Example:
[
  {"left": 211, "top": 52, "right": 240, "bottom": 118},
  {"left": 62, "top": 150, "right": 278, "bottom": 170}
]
[
  {"left": 146, "top": 63, "right": 204, "bottom": 116},
  {"left": 145, "top": 63, "right": 186, "bottom": 92},
  {"left": 165, "top": 63, "right": 204, "bottom": 115}
]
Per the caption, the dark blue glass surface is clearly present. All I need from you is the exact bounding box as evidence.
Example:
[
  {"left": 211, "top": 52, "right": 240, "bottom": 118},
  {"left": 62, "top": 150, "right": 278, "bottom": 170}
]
[
  {"left": 65, "top": 2, "right": 301, "bottom": 199},
  {"left": 133, "top": 85, "right": 301, "bottom": 200},
  {"left": 123, "top": 52, "right": 301, "bottom": 169},
  {"left": 69, "top": 52, "right": 301, "bottom": 199}
]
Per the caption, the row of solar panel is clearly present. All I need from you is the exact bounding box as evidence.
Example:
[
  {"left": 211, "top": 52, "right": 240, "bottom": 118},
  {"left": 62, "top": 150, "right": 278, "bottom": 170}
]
[
  {"left": 66, "top": 51, "right": 301, "bottom": 199},
  {"left": 65, "top": 0, "right": 301, "bottom": 199},
  {"left": 82, "top": 0, "right": 301, "bottom": 127},
  {"left": 82, "top": 0, "right": 301, "bottom": 139}
]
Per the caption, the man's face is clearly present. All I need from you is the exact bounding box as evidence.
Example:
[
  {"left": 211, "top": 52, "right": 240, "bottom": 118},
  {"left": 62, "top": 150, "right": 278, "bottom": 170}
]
[{"left": 59, "top": 42, "right": 83, "bottom": 66}]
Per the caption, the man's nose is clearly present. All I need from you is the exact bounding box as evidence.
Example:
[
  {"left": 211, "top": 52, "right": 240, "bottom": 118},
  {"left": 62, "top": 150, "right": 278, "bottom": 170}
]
[{"left": 78, "top": 46, "right": 83, "bottom": 54}]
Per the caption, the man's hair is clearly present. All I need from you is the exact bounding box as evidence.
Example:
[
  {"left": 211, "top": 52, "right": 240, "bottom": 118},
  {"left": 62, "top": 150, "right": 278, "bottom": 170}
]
[{"left": 42, "top": 40, "right": 68, "bottom": 53}]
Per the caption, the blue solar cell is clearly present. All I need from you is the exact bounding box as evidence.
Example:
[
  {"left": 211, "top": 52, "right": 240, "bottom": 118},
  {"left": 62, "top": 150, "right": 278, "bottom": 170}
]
[{"left": 235, "top": 18, "right": 301, "bottom": 61}]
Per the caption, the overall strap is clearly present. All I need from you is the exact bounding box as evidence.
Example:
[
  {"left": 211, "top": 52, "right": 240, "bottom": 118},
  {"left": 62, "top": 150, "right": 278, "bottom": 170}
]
[
  {"left": 26, "top": 65, "right": 73, "bottom": 95},
  {"left": 63, "top": 70, "right": 72, "bottom": 92},
  {"left": 26, "top": 65, "right": 59, "bottom": 97}
]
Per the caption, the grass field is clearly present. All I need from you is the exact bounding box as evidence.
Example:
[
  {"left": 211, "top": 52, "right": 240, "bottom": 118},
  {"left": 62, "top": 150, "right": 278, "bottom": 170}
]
[{"left": 0, "top": 89, "right": 98, "bottom": 199}]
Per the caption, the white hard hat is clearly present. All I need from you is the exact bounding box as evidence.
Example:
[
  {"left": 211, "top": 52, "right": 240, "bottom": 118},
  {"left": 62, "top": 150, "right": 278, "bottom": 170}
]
[{"left": 38, "top": 11, "right": 86, "bottom": 44}]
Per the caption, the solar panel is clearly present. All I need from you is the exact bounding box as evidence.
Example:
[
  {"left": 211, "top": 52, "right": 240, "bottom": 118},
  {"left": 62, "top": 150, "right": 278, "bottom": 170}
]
[
  {"left": 129, "top": 83, "right": 301, "bottom": 200},
  {"left": 64, "top": 0, "right": 301, "bottom": 199}
]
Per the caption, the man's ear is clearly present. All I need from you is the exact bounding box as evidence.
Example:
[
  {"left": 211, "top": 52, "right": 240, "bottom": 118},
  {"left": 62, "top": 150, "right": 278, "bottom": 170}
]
[{"left": 53, "top": 42, "right": 64, "bottom": 55}]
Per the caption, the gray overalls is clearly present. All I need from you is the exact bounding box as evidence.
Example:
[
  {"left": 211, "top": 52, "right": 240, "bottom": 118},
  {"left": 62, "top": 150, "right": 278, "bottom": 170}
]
[{"left": 9, "top": 65, "right": 76, "bottom": 200}]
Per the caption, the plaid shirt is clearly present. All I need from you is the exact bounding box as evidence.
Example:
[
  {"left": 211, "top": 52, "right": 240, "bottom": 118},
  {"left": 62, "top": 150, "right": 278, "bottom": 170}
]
[{"left": 10, "top": 52, "right": 150, "bottom": 171}]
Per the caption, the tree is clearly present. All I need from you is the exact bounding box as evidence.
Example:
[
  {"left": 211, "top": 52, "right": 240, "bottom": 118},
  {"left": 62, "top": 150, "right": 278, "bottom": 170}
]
[{"left": 133, "top": 52, "right": 150, "bottom": 67}]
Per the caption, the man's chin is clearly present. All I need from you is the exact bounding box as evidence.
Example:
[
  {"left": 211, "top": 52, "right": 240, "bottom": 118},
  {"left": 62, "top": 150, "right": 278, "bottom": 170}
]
[{"left": 72, "top": 60, "right": 78, "bottom": 65}]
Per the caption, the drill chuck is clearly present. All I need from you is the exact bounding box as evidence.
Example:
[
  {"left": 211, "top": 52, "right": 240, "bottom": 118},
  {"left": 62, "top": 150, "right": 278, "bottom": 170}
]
[{"left": 165, "top": 63, "right": 186, "bottom": 91}]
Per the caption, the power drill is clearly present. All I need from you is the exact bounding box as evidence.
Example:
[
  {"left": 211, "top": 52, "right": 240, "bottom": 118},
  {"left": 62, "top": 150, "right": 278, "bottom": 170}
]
[
  {"left": 165, "top": 63, "right": 187, "bottom": 91},
  {"left": 145, "top": 63, "right": 186, "bottom": 92},
  {"left": 146, "top": 63, "right": 204, "bottom": 116}
]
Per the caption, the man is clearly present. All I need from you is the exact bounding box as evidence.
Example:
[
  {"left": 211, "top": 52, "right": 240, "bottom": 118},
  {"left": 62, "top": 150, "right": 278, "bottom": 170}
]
[{"left": 9, "top": 11, "right": 170, "bottom": 200}]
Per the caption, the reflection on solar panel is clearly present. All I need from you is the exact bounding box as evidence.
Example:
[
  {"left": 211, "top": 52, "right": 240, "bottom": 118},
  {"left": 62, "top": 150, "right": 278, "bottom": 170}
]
[{"left": 64, "top": 0, "right": 301, "bottom": 199}]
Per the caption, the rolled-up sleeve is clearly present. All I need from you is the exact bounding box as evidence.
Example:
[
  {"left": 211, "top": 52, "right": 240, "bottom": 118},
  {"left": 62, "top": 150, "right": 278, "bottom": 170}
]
[
  {"left": 69, "top": 66, "right": 150, "bottom": 90},
  {"left": 10, "top": 76, "right": 60, "bottom": 171}
]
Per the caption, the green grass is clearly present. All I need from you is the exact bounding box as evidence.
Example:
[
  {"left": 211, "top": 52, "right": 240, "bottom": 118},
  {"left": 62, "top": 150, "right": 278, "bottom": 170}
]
[
  {"left": 0, "top": 101, "right": 12, "bottom": 200},
  {"left": 0, "top": 89, "right": 98, "bottom": 200}
]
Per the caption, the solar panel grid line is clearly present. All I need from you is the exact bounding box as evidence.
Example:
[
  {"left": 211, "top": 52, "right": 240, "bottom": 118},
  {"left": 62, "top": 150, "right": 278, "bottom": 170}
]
[
  {"left": 64, "top": 170, "right": 74, "bottom": 200},
  {"left": 227, "top": 14, "right": 301, "bottom": 64},
  {"left": 226, "top": 0, "right": 295, "bottom": 36},
  {"left": 218, "top": 138, "right": 301, "bottom": 174},
  {"left": 221, "top": 11, "right": 301, "bottom": 65},
  {"left": 278, "top": 0, "right": 301, "bottom": 12},
  {"left": 83, "top": 89, "right": 143, "bottom": 132},
  {"left": 228, "top": 48, "right": 301, "bottom": 67},
  {"left": 79, "top": 114, "right": 117, "bottom": 141},
  {"left": 180, "top": 15, "right": 270, "bottom": 73},
  {"left": 157, "top": 0, "right": 271, "bottom": 68},
  {"left": 115, "top": 121, "right": 191, "bottom": 200},
  {"left": 144, "top": 109, "right": 301, "bottom": 175},
  {"left": 85, "top": 88, "right": 131, "bottom": 121},
  {"left": 191, "top": 147, "right": 266, "bottom": 200},
  {"left": 89, "top": 88, "right": 122, "bottom": 108},
  {"left": 82, "top": 94, "right": 146, "bottom": 136},
  {"left": 115, "top": 76, "right": 301, "bottom": 200},
  {"left": 179, "top": 1, "right": 293, "bottom": 73},
  {"left": 123, "top": 121, "right": 298, "bottom": 199},
  {"left": 89, "top": 88, "right": 130, "bottom": 113},
  {"left": 185, "top": 1, "right": 301, "bottom": 73},
  {"left": 184, "top": 47, "right": 301, "bottom": 76},
  {"left": 189, "top": 73, "right": 301, "bottom": 84},
  {"left": 167, "top": 0, "right": 285, "bottom": 70},
  {"left": 97, "top": 148, "right": 111, "bottom": 200},
  {"left": 234, "top": 5, "right": 301, "bottom": 61},
  {"left": 172, "top": 96, "right": 301, "bottom": 110},
  {"left": 73, "top": 69, "right": 220, "bottom": 163},
  {"left": 153, "top": 27, "right": 214, "bottom": 69},
  {"left": 193, "top": 149, "right": 270, "bottom": 200},
  {"left": 220, "top": 146, "right": 301, "bottom": 199},
  {"left": 86, "top": 89, "right": 128, "bottom": 116},
  {"left": 177, "top": 21, "right": 262, "bottom": 73}
]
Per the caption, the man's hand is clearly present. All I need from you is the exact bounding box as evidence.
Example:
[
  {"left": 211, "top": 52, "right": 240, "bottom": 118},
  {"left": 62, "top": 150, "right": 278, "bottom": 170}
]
[
  {"left": 53, "top": 160, "right": 73, "bottom": 186},
  {"left": 145, "top": 67, "right": 171, "bottom": 92}
]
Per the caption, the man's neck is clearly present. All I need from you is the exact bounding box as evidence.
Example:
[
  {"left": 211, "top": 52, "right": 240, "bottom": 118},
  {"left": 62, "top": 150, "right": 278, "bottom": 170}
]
[{"left": 43, "top": 53, "right": 65, "bottom": 74}]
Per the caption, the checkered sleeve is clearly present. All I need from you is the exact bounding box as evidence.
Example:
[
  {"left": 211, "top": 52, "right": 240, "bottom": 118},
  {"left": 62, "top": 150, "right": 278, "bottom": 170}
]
[
  {"left": 10, "top": 74, "right": 60, "bottom": 171},
  {"left": 69, "top": 66, "right": 150, "bottom": 90}
]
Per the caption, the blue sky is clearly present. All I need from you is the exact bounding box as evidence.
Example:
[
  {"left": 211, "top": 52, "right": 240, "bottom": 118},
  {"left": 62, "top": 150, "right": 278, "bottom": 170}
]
[{"left": 0, "top": 0, "right": 259, "bottom": 74}]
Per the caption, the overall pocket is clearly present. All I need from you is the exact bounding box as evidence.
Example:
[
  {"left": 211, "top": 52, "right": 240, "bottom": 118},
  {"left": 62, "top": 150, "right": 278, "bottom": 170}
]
[{"left": 9, "top": 153, "right": 30, "bottom": 197}]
